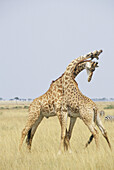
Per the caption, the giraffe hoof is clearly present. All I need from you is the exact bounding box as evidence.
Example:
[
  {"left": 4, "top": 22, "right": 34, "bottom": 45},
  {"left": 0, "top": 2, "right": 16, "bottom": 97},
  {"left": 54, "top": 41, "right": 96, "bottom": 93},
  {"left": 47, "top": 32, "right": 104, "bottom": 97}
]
[
  {"left": 57, "top": 150, "right": 62, "bottom": 155},
  {"left": 68, "top": 149, "right": 72, "bottom": 154}
]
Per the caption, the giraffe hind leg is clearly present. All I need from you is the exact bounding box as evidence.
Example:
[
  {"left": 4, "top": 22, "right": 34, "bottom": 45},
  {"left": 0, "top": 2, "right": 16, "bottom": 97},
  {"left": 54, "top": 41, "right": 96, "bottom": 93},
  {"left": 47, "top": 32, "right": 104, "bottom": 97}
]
[
  {"left": 19, "top": 126, "right": 31, "bottom": 151},
  {"left": 19, "top": 110, "right": 41, "bottom": 151},
  {"left": 96, "top": 115, "right": 111, "bottom": 150},
  {"left": 26, "top": 114, "right": 44, "bottom": 150},
  {"left": 85, "top": 115, "right": 111, "bottom": 150},
  {"left": 85, "top": 134, "right": 94, "bottom": 148},
  {"left": 85, "top": 108, "right": 99, "bottom": 148},
  {"left": 84, "top": 121, "right": 99, "bottom": 149}
]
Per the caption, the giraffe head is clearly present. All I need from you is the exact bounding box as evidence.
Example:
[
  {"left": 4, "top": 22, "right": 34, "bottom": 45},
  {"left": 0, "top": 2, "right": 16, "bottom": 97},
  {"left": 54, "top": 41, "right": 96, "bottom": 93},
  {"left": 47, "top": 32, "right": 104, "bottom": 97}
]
[
  {"left": 72, "top": 49, "right": 102, "bottom": 81},
  {"left": 86, "top": 61, "right": 99, "bottom": 82}
]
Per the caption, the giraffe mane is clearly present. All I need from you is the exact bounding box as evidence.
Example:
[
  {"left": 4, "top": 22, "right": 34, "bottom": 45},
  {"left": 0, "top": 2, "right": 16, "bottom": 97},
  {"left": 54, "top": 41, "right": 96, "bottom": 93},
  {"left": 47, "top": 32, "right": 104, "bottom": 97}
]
[{"left": 50, "top": 73, "right": 64, "bottom": 85}]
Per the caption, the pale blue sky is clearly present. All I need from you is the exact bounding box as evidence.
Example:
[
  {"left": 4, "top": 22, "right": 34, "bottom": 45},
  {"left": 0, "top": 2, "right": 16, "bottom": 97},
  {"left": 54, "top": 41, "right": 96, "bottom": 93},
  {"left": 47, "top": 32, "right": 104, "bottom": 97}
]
[{"left": 0, "top": 0, "right": 114, "bottom": 99}]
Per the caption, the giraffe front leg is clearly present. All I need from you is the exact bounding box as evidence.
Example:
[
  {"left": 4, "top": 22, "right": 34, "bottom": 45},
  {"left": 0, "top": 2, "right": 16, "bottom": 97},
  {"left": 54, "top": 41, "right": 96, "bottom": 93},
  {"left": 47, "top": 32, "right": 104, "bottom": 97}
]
[
  {"left": 64, "top": 116, "right": 77, "bottom": 152},
  {"left": 64, "top": 129, "right": 71, "bottom": 152},
  {"left": 57, "top": 110, "right": 68, "bottom": 154}
]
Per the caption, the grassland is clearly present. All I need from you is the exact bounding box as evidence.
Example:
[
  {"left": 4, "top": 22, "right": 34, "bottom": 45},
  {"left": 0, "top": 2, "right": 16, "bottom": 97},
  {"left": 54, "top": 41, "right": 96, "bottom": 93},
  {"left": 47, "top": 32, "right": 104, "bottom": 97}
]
[{"left": 0, "top": 101, "right": 114, "bottom": 170}]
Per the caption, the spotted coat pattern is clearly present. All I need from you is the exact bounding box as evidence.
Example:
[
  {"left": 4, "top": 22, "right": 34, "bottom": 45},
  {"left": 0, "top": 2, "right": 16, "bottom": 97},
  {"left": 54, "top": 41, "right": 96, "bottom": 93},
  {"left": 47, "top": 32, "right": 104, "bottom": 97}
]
[
  {"left": 19, "top": 50, "right": 111, "bottom": 152},
  {"left": 61, "top": 50, "right": 111, "bottom": 151}
]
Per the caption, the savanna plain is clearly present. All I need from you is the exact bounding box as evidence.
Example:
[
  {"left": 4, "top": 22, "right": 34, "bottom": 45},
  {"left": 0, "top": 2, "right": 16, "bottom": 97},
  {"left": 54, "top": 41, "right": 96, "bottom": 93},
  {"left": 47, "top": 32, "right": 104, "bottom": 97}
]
[{"left": 0, "top": 101, "right": 114, "bottom": 170}]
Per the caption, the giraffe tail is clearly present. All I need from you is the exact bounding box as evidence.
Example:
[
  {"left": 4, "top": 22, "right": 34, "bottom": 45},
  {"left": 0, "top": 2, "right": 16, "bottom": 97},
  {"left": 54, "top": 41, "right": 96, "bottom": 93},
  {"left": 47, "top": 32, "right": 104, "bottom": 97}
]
[
  {"left": 26, "top": 128, "right": 32, "bottom": 145},
  {"left": 93, "top": 107, "right": 98, "bottom": 125}
]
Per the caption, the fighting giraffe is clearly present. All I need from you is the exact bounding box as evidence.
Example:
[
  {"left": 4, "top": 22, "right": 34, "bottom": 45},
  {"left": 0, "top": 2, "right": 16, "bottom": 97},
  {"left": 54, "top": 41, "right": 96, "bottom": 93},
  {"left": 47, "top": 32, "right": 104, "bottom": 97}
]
[
  {"left": 19, "top": 50, "right": 101, "bottom": 152},
  {"left": 60, "top": 50, "right": 111, "bottom": 153}
]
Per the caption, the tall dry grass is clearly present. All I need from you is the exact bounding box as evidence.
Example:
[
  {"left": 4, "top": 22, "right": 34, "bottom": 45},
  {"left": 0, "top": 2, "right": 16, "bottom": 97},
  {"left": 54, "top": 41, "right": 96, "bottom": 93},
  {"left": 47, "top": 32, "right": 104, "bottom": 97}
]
[{"left": 0, "top": 101, "right": 114, "bottom": 170}]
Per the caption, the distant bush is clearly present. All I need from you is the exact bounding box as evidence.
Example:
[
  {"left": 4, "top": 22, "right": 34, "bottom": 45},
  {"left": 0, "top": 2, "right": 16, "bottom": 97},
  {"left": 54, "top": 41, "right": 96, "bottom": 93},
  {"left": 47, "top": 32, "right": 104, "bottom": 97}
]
[
  {"left": 0, "top": 107, "right": 9, "bottom": 110},
  {"left": 14, "top": 97, "right": 20, "bottom": 100},
  {"left": 24, "top": 106, "right": 29, "bottom": 109},
  {"left": 104, "top": 105, "right": 114, "bottom": 109},
  {"left": 12, "top": 106, "right": 22, "bottom": 109},
  {"left": 0, "top": 106, "right": 29, "bottom": 110},
  {"left": 0, "top": 107, "right": 4, "bottom": 109}
]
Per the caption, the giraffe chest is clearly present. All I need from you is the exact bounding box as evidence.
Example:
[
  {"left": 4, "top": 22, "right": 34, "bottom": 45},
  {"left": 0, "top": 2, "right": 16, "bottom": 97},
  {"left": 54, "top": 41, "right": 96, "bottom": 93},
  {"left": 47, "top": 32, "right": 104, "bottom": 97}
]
[{"left": 43, "top": 111, "right": 56, "bottom": 118}]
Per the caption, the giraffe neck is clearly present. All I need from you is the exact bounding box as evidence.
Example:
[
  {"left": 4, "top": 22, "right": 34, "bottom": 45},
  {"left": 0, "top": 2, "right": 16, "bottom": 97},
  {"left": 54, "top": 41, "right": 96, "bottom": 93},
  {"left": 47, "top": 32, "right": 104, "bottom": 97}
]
[
  {"left": 64, "top": 49, "right": 102, "bottom": 79},
  {"left": 72, "top": 62, "right": 86, "bottom": 79},
  {"left": 64, "top": 56, "right": 86, "bottom": 79}
]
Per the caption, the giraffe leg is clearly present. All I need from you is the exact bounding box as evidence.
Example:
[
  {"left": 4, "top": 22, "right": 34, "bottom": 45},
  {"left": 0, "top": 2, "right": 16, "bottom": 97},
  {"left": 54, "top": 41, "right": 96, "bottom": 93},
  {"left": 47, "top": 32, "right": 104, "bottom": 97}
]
[
  {"left": 84, "top": 122, "right": 99, "bottom": 149},
  {"left": 57, "top": 110, "right": 68, "bottom": 154},
  {"left": 19, "top": 111, "right": 41, "bottom": 151},
  {"left": 64, "top": 117, "right": 77, "bottom": 152},
  {"left": 96, "top": 115, "right": 111, "bottom": 150},
  {"left": 26, "top": 114, "right": 44, "bottom": 150},
  {"left": 85, "top": 134, "right": 94, "bottom": 148},
  {"left": 85, "top": 116, "right": 111, "bottom": 149}
]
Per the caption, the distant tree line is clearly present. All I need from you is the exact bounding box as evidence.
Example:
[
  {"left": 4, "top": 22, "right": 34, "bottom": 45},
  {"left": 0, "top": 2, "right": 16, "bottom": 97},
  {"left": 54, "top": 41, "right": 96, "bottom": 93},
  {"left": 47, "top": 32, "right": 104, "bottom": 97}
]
[
  {"left": 92, "top": 98, "right": 114, "bottom": 101},
  {"left": 0, "top": 97, "right": 33, "bottom": 101},
  {"left": 0, "top": 97, "right": 114, "bottom": 102}
]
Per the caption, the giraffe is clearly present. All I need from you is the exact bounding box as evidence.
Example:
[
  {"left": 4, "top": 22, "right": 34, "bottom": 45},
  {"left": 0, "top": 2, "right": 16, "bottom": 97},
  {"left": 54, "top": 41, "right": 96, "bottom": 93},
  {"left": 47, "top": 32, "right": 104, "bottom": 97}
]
[
  {"left": 19, "top": 50, "right": 101, "bottom": 152},
  {"left": 60, "top": 50, "right": 111, "bottom": 153}
]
